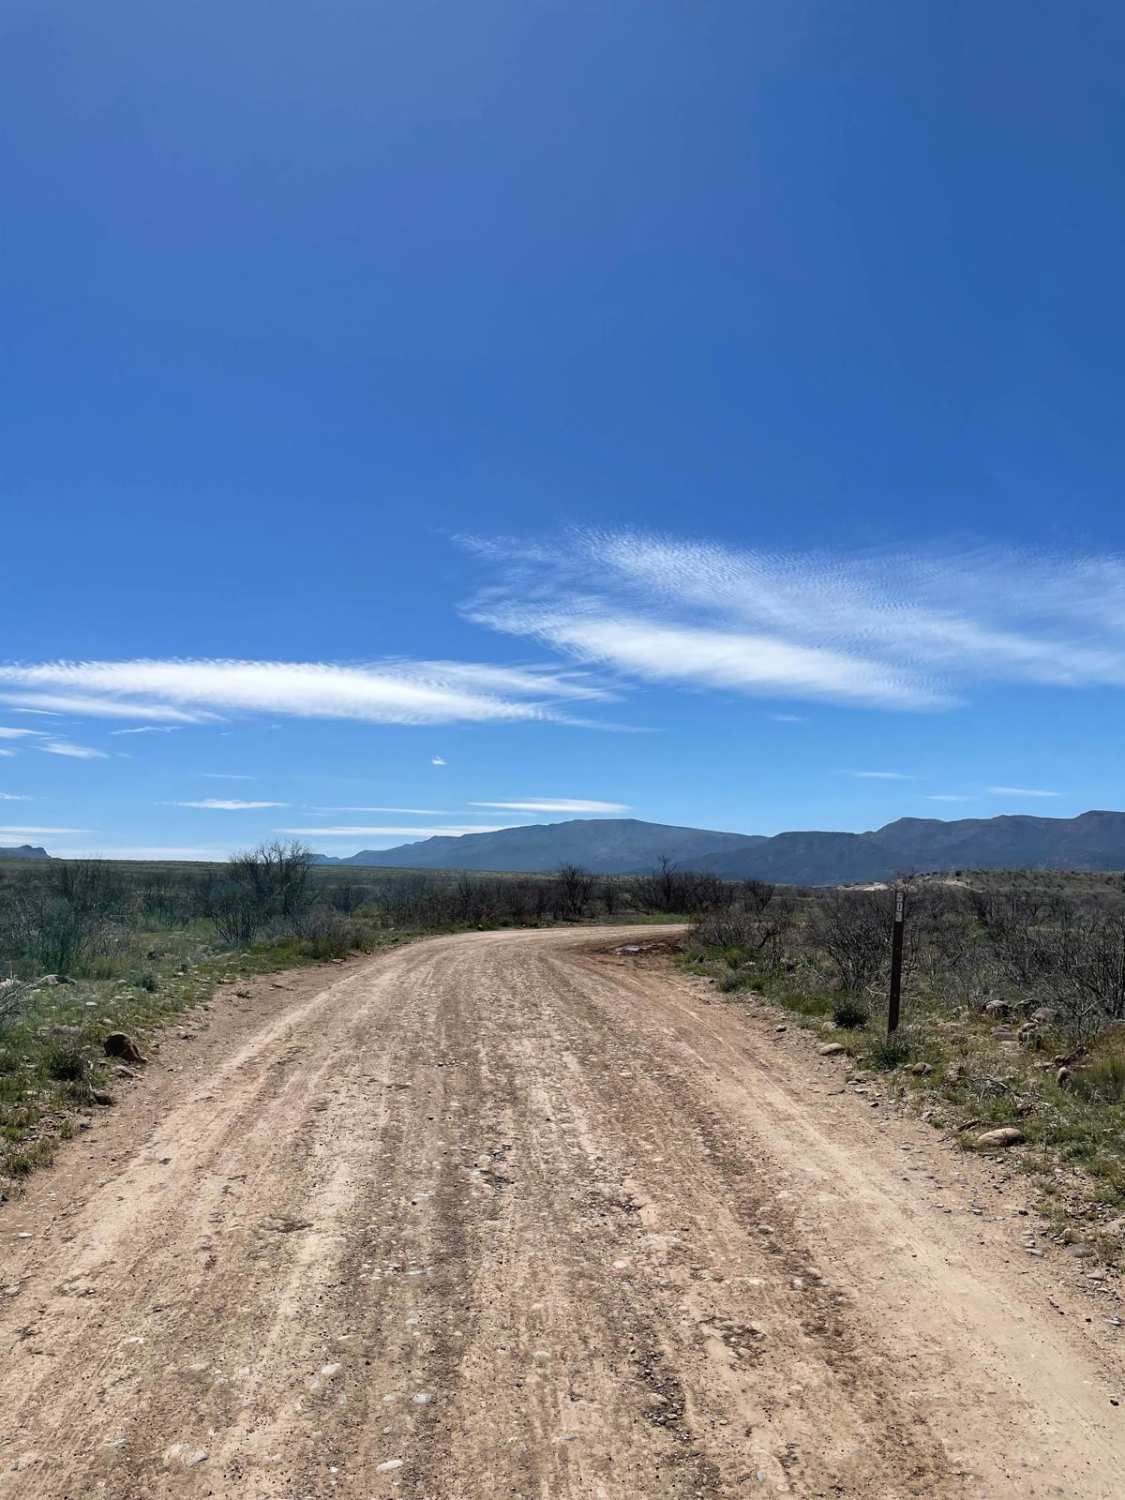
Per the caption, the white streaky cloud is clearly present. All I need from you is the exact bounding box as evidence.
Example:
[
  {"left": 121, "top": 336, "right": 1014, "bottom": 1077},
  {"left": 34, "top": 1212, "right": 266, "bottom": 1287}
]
[
  {"left": 0, "top": 749, "right": 14, "bottom": 758},
  {"left": 0, "top": 659, "right": 611, "bottom": 728},
  {"left": 0, "top": 793, "right": 32, "bottom": 800},
  {"left": 846, "top": 771, "right": 911, "bottom": 781},
  {"left": 171, "top": 799, "right": 288, "bottom": 810},
  {"left": 988, "top": 786, "right": 1061, "bottom": 798},
  {"left": 472, "top": 604, "right": 947, "bottom": 710},
  {"left": 203, "top": 773, "right": 256, "bottom": 781},
  {"left": 37, "top": 741, "right": 109, "bottom": 760},
  {"left": 469, "top": 798, "right": 630, "bottom": 814},
  {"left": 0, "top": 825, "right": 92, "bottom": 835},
  {"left": 0, "top": 727, "right": 45, "bottom": 739},
  {"left": 50, "top": 845, "right": 232, "bottom": 861},
  {"left": 431, "top": 755, "right": 447, "bottom": 765},
  {"left": 0, "top": 692, "right": 212, "bottom": 723},
  {"left": 769, "top": 713, "right": 804, "bottom": 722},
  {"left": 110, "top": 725, "right": 182, "bottom": 736},
  {"left": 277, "top": 825, "right": 517, "bottom": 838},
  {"left": 924, "top": 794, "right": 976, "bottom": 803},
  {"left": 312, "top": 806, "right": 458, "bottom": 815},
  {"left": 467, "top": 531, "right": 1125, "bottom": 711}
]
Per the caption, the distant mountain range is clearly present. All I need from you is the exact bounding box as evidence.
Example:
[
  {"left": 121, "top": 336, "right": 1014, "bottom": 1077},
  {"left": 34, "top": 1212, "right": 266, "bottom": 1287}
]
[
  {"left": 311, "top": 811, "right": 1125, "bottom": 884},
  {"left": 0, "top": 844, "right": 50, "bottom": 861}
]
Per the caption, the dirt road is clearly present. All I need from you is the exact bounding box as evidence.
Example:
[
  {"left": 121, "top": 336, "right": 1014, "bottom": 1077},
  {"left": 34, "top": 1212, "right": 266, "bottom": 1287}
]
[{"left": 2, "top": 927, "right": 1123, "bottom": 1499}]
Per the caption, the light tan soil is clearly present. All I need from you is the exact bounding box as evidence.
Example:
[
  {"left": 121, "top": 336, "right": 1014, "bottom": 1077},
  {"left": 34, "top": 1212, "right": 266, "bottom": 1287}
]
[{"left": 1, "top": 926, "right": 1123, "bottom": 1499}]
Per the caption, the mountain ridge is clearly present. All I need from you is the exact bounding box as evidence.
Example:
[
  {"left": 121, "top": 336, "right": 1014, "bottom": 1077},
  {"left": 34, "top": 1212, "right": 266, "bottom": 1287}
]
[{"left": 310, "top": 810, "right": 1125, "bottom": 884}]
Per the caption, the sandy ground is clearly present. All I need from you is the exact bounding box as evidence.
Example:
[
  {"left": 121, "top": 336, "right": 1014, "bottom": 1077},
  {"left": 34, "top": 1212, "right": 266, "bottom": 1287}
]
[{"left": 1, "top": 925, "right": 1123, "bottom": 1499}]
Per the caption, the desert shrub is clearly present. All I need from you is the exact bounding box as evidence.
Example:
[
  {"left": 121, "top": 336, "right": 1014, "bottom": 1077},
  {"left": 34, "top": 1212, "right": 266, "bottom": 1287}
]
[
  {"left": 42, "top": 1042, "right": 89, "bottom": 1083},
  {"left": 209, "top": 885, "right": 266, "bottom": 946},
  {"left": 207, "top": 842, "right": 316, "bottom": 946},
  {"left": 0, "top": 890, "right": 109, "bottom": 975},
  {"left": 287, "top": 907, "right": 361, "bottom": 960},
  {"left": 718, "top": 971, "right": 756, "bottom": 993},
  {"left": 556, "top": 864, "right": 595, "bottom": 918},
  {"left": 1069, "top": 1052, "right": 1125, "bottom": 1105},
  {"left": 868, "top": 1037, "right": 911, "bottom": 1071},
  {"left": 636, "top": 858, "right": 727, "bottom": 915},
  {"left": 832, "top": 998, "right": 869, "bottom": 1029},
  {"left": 814, "top": 890, "right": 894, "bottom": 996}
]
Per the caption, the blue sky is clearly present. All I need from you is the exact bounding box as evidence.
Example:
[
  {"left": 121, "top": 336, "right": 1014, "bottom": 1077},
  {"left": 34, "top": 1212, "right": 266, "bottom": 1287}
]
[{"left": 3, "top": 1, "right": 1125, "bottom": 859}]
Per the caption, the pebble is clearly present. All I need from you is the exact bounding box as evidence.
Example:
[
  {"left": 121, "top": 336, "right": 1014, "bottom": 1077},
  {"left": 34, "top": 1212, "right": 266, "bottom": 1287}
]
[
  {"left": 376, "top": 1458, "right": 404, "bottom": 1473},
  {"left": 412, "top": 1392, "right": 433, "bottom": 1405}
]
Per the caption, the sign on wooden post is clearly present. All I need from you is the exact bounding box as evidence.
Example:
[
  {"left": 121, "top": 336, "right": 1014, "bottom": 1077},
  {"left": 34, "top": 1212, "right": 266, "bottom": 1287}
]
[{"left": 887, "top": 886, "right": 905, "bottom": 1035}]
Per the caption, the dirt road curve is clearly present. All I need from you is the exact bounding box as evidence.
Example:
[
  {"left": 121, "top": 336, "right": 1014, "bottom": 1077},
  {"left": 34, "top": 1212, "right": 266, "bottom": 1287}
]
[{"left": 2, "top": 927, "right": 1124, "bottom": 1499}]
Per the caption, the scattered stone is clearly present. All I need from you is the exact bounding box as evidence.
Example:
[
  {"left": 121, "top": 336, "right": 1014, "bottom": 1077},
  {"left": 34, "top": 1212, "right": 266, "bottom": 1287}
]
[
  {"left": 946, "top": 1063, "right": 964, "bottom": 1083},
  {"left": 910, "top": 1061, "right": 933, "bottom": 1076},
  {"left": 376, "top": 1459, "right": 404, "bottom": 1473},
  {"left": 818, "top": 1043, "right": 845, "bottom": 1057},
  {"left": 1056, "top": 1066, "right": 1072, "bottom": 1088},
  {"left": 774, "top": 1025, "right": 787, "bottom": 1033},
  {"left": 163, "top": 1444, "right": 209, "bottom": 1469},
  {"left": 1031, "top": 1006, "right": 1056, "bottom": 1026},
  {"left": 320, "top": 1362, "right": 342, "bottom": 1378},
  {"left": 984, "top": 1000, "right": 1011, "bottom": 1019},
  {"left": 104, "top": 1033, "right": 146, "bottom": 1064},
  {"left": 975, "top": 1127, "right": 1025, "bottom": 1149},
  {"left": 91, "top": 1089, "right": 114, "bottom": 1107},
  {"left": 412, "top": 1391, "right": 433, "bottom": 1404}
]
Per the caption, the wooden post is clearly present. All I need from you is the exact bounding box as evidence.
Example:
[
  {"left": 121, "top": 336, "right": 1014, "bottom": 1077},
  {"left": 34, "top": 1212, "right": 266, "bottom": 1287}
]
[{"left": 887, "top": 886, "right": 905, "bottom": 1036}]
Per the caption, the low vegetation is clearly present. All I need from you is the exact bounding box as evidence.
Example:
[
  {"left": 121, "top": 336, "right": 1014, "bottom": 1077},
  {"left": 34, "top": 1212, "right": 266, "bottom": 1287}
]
[{"left": 686, "top": 870, "right": 1125, "bottom": 1233}]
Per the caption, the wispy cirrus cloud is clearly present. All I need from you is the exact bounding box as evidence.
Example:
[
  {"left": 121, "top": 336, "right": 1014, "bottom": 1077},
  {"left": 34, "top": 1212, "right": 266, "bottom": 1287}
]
[
  {"left": 0, "top": 659, "right": 611, "bottom": 729},
  {"left": 989, "top": 786, "right": 1060, "bottom": 798},
  {"left": 110, "top": 725, "right": 182, "bottom": 736},
  {"left": 51, "top": 845, "right": 232, "bottom": 861},
  {"left": 845, "top": 771, "right": 911, "bottom": 781},
  {"left": 0, "top": 793, "right": 32, "bottom": 801},
  {"left": 0, "top": 727, "right": 45, "bottom": 739},
  {"left": 312, "top": 806, "right": 457, "bottom": 815},
  {"left": 278, "top": 824, "right": 517, "bottom": 838},
  {"left": 0, "top": 825, "right": 91, "bottom": 835},
  {"left": 925, "top": 794, "right": 977, "bottom": 802},
  {"left": 37, "top": 741, "right": 108, "bottom": 760},
  {"left": 469, "top": 798, "right": 629, "bottom": 813},
  {"left": 464, "top": 531, "right": 1125, "bottom": 713},
  {"left": 171, "top": 799, "right": 287, "bottom": 810}
]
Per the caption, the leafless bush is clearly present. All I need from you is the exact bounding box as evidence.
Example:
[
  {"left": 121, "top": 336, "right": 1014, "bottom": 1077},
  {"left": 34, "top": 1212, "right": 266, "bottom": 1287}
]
[
  {"left": 635, "top": 858, "right": 726, "bottom": 915},
  {"left": 694, "top": 892, "right": 793, "bottom": 960},
  {"left": 208, "top": 842, "right": 315, "bottom": 946},
  {"left": 0, "top": 888, "right": 109, "bottom": 975},
  {"left": 556, "top": 864, "right": 595, "bottom": 918},
  {"left": 813, "top": 890, "right": 889, "bottom": 994},
  {"left": 741, "top": 879, "right": 776, "bottom": 915}
]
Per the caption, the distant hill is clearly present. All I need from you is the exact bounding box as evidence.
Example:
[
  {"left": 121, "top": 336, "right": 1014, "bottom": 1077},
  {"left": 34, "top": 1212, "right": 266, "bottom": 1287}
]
[
  {"left": 0, "top": 844, "right": 51, "bottom": 861},
  {"left": 314, "top": 819, "right": 764, "bottom": 875},
  {"left": 312, "top": 811, "right": 1125, "bottom": 884}
]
